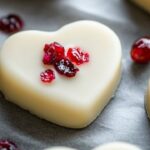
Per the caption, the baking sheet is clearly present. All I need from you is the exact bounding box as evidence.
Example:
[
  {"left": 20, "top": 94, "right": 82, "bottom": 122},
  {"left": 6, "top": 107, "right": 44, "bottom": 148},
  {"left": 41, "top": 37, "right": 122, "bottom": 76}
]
[{"left": 0, "top": 0, "right": 150, "bottom": 150}]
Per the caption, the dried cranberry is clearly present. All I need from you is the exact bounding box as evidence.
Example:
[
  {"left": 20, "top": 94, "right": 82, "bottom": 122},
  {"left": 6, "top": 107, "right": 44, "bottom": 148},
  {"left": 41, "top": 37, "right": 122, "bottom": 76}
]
[
  {"left": 42, "top": 51, "right": 56, "bottom": 65},
  {"left": 0, "top": 14, "right": 23, "bottom": 33},
  {"left": 67, "top": 47, "right": 89, "bottom": 65},
  {"left": 0, "top": 140, "right": 18, "bottom": 150},
  {"left": 54, "top": 58, "right": 79, "bottom": 77},
  {"left": 45, "top": 42, "right": 64, "bottom": 58},
  {"left": 40, "top": 69, "right": 55, "bottom": 83},
  {"left": 43, "top": 42, "right": 65, "bottom": 64},
  {"left": 131, "top": 37, "right": 150, "bottom": 63}
]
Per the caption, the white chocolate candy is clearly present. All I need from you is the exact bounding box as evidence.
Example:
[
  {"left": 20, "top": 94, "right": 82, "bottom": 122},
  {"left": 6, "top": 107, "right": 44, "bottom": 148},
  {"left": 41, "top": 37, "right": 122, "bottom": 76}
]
[
  {"left": 93, "top": 142, "right": 141, "bottom": 150},
  {"left": 0, "top": 21, "right": 122, "bottom": 128},
  {"left": 146, "top": 80, "right": 150, "bottom": 118},
  {"left": 131, "top": 0, "right": 150, "bottom": 13},
  {"left": 45, "top": 142, "right": 141, "bottom": 150}
]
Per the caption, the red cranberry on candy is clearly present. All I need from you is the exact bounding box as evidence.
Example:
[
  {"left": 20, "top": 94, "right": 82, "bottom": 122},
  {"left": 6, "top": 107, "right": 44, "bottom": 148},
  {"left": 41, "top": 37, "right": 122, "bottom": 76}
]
[
  {"left": 40, "top": 69, "right": 55, "bottom": 83},
  {"left": 43, "top": 42, "right": 65, "bottom": 65},
  {"left": 67, "top": 47, "right": 89, "bottom": 65},
  {"left": 54, "top": 58, "right": 79, "bottom": 77}
]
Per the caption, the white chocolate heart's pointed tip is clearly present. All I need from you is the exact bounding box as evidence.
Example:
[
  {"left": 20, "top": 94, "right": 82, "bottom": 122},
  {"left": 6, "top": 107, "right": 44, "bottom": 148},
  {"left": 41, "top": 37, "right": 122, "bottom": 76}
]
[
  {"left": 131, "top": 0, "right": 150, "bottom": 13},
  {"left": 93, "top": 142, "right": 141, "bottom": 150},
  {"left": 0, "top": 20, "right": 122, "bottom": 128},
  {"left": 145, "top": 80, "right": 150, "bottom": 118}
]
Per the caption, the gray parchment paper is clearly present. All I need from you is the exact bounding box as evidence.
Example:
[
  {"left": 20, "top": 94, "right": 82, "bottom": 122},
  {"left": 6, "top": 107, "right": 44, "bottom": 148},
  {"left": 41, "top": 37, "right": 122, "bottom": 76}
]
[{"left": 0, "top": 0, "right": 150, "bottom": 150}]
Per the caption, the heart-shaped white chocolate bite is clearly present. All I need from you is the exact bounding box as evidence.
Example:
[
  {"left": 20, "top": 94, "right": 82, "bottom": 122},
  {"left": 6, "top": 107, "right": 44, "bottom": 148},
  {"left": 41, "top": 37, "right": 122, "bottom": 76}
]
[
  {"left": 0, "top": 21, "right": 121, "bottom": 128},
  {"left": 45, "top": 142, "right": 141, "bottom": 150}
]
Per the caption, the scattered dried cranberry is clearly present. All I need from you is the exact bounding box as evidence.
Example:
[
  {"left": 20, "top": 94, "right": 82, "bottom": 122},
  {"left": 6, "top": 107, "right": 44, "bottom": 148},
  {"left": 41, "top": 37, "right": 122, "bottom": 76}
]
[
  {"left": 54, "top": 58, "right": 79, "bottom": 77},
  {"left": 40, "top": 69, "right": 55, "bottom": 83},
  {"left": 131, "top": 37, "right": 150, "bottom": 63},
  {"left": 0, "top": 14, "right": 23, "bottom": 34},
  {"left": 0, "top": 139, "right": 18, "bottom": 150},
  {"left": 43, "top": 42, "right": 65, "bottom": 65}
]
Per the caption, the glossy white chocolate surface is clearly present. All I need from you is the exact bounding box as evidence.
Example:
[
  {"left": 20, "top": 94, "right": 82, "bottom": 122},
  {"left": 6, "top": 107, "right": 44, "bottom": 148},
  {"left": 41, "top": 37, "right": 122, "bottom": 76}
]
[{"left": 0, "top": 21, "right": 122, "bottom": 128}]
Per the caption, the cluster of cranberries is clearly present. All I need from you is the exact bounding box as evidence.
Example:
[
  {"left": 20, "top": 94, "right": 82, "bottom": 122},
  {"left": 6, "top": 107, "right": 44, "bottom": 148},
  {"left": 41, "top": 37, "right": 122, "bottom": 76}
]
[
  {"left": 0, "top": 14, "right": 23, "bottom": 33},
  {"left": 0, "top": 140, "right": 18, "bottom": 150},
  {"left": 131, "top": 36, "right": 150, "bottom": 64},
  {"left": 40, "top": 42, "right": 89, "bottom": 83}
]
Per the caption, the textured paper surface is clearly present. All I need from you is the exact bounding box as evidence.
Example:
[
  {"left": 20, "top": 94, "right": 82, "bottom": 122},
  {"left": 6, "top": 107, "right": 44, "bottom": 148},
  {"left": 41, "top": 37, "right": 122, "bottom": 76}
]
[{"left": 0, "top": 0, "right": 150, "bottom": 150}]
